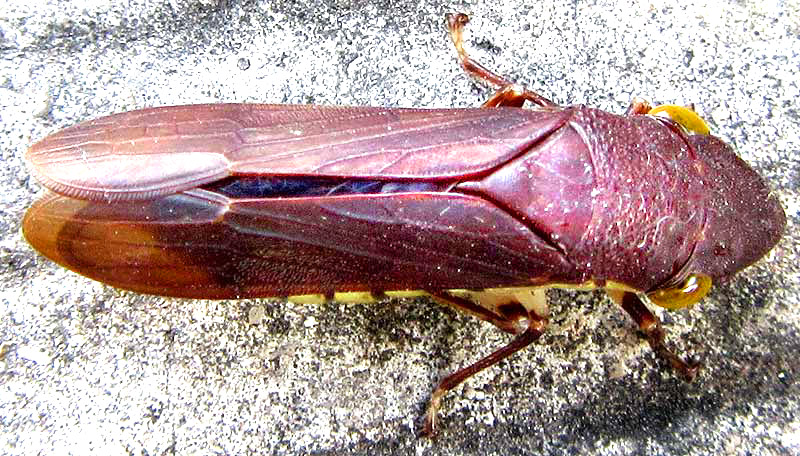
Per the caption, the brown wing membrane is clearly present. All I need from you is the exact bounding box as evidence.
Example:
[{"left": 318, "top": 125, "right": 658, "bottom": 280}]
[
  {"left": 26, "top": 104, "right": 569, "bottom": 202},
  {"left": 22, "top": 190, "right": 575, "bottom": 298}
]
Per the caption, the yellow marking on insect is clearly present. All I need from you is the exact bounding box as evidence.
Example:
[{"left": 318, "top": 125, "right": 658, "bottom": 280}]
[
  {"left": 451, "top": 288, "right": 552, "bottom": 317},
  {"left": 384, "top": 290, "right": 429, "bottom": 298},
  {"left": 647, "top": 274, "right": 712, "bottom": 310},
  {"left": 333, "top": 292, "right": 377, "bottom": 303},
  {"left": 648, "top": 105, "right": 711, "bottom": 135},
  {"left": 287, "top": 294, "right": 327, "bottom": 304},
  {"left": 446, "top": 289, "right": 520, "bottom": 307},
  {"left": 514, "top": 288, "right": 549, "bottom": 317},
  {"left": 288, "top": 281, "right": 643, "bottom": 311},
  {"left": 603, "top": 281, "right": 641, "bottom": 293}
]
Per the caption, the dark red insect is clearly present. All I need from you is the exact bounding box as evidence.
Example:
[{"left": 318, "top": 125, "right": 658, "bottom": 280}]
[{"left": 23, "top": 13, "right": 785, "bottom": 436}]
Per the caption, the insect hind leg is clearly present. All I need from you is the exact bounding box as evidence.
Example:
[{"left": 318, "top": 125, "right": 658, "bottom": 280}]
[
  {"left": 420, "top": 289, "right": 550, "bottom": 437},
  {"left": 445, "top": 13, "right": 557, "bottom": 108}
]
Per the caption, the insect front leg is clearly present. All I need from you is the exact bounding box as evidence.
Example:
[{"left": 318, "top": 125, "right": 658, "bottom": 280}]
[
  {"left": 421, "top": 289, "right": 550, "bottom": 437},
  {"left": 608, "top": 290, "right": 701, "bottom": 381},
  {"left": 445, "top": 13, "right": 557, "bottom": 108}
]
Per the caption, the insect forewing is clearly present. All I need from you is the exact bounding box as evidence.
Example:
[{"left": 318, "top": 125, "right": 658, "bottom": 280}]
[
  {"left": 22, "top": 189, "right": 574, "bottom": 298},
  {"left": 27, "top": 104, "right": 569, "bottom": 201}
]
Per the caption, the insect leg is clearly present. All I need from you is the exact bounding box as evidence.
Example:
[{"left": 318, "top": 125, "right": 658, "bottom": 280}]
[
  {"left": 625, "top": 97, "right": 653, "bottom": 115},
  {"left": 445, "top": 13, "right": 557, "bottom": 108},
  {"left": 421, "top": 290, "right": 549, "bottom": 436},
  {"left": 608, "top": 290, "right": 701, "bottom": 381},
  {"left": 429, "top": 291, "right": 524, "bottom": 334}
]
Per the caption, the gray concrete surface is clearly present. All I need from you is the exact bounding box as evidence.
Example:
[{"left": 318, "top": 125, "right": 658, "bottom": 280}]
[{"left": 2, "top": 0, "right": 798, "bottom": 454}]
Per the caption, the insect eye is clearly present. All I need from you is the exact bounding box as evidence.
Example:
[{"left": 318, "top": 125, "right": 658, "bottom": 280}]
[
  {"left": 647, "top": 274, "right": 713, "bottom": 310},
  {"left": 647, "top": 105, "right": 711, "bottom": 135}
]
